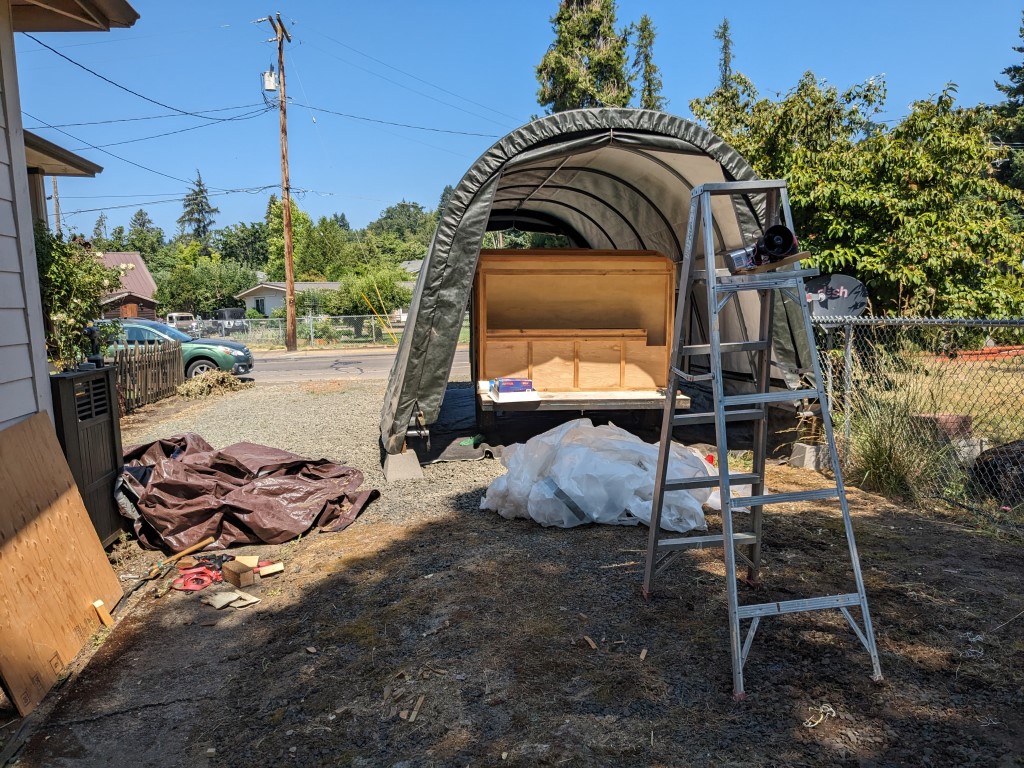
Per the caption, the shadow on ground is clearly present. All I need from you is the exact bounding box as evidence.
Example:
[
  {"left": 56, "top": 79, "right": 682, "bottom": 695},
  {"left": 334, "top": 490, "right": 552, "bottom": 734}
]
[{"left": 8, "top": 465, "right": 1024, "bottom": 767}]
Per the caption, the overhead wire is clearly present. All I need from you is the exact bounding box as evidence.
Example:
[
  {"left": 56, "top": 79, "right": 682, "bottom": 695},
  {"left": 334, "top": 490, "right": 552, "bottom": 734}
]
[
  {"left": 22, "top": 32, "right": 259, "bottom": 123},
  {"left": 290, "top": 100, "right": 499, "bottom": 138},
  {"left": 23, "top": 103, "right": 269, "bottom": 129},
  {"left": 65, "top": 106, "right": 272, "bottom": 150},
  {"left": 299, "top": 38, "right": 515, "bottom": 129},
  {"left": 312, "top": 31, "right": 522, "bottom": 123}
]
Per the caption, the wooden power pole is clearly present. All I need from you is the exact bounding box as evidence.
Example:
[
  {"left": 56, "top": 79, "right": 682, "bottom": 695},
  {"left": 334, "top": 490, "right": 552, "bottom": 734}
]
[
  {"left": 51, "top": 176, "right": 61, "bottom": 237},
  {"left": 264, "top": 13, "right": 296, "bottom": 351}
]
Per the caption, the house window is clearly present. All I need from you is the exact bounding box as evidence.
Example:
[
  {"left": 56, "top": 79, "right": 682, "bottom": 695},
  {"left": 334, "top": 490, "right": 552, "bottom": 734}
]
[{"left": 255, "top": 298, "right": 265, "bottom": 315}]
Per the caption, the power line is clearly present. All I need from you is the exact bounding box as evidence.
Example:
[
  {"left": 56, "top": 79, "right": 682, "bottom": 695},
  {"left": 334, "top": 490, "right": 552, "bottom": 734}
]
[
  {"left": 299, "top": 39, "right": 515, "bottom": 129},
  {"left": 23, "top": 109, "right": 198, "bottom": 186},
  {"left": 312, "top": 31, "right": 522, "bottom": 123},
  {"left": 65, "top": 106, "right": 272, "bottom": 150},
  {"left": 292, "top": 101, "right": 499, "bottom": 137},
  {"left": 59, "top": 184, "right": 328, "bottom": 217},
  {"left": 23, "top": 103, "right": 268, "bottom": 128},
  {"left": 22, "top": 33, "right": 254, "bottom": 123}
]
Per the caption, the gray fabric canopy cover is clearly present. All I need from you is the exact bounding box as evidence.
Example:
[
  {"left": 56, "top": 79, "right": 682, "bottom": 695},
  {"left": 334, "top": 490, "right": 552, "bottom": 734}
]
[{"left": 381, "top": 108, "right": 809, "bottom": 455}]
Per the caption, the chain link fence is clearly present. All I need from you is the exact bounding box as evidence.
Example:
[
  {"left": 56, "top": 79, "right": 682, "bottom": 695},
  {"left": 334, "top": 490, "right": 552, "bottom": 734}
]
[
  {"left": 812, "top": 317, "right": 1024, "bottom": 531},
  {"left": 226, "top": 313, "right": 471, "bottom": 349}
]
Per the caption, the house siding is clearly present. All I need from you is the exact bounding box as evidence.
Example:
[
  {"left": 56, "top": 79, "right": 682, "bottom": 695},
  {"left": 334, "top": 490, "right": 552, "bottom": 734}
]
[
  {"left": 0, "top": 3, "right": 52, "bottom": 431},
  {"left": 242, "top": 290, "right": 285, "bottom": 315}
]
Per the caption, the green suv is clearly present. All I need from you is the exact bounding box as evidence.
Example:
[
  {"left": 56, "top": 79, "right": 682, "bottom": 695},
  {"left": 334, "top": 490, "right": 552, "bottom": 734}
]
[{"left": 107, "top": 318, "right": 255, "bottom": 378}]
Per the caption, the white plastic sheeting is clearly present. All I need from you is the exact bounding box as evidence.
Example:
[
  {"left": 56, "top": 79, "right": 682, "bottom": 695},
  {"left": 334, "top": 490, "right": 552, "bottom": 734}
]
[{"left": 480, "top": 419, "right": 723, "bottom": 532}]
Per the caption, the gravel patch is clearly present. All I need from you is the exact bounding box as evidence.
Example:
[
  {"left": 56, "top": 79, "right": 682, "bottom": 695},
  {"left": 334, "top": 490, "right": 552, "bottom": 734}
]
[{"left": 121, "top": 379, "right": 505, "bottom": 525}]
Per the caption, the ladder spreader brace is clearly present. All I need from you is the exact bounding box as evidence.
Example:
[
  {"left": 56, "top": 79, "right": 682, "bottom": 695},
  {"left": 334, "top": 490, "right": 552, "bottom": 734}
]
[{"left": 641, "top": 179, "right": 882, "bottom": 699}]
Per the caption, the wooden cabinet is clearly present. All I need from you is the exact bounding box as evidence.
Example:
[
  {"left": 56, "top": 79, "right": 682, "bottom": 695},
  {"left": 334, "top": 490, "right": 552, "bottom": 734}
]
[{"left": 473, "top": 250, "right": 674, "bottom": 391}]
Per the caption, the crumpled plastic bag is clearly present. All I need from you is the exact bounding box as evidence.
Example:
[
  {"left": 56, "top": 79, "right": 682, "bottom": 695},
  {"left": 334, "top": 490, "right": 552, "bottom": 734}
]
[{"left": 480, "top": 418, "right": 720, "bottom": 532}]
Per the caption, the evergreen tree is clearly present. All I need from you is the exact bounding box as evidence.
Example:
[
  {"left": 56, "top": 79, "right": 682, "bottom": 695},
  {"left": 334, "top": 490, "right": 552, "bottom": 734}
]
[
  {"left": 331, "top": 212, "right": 351, "bottom": 231},
  {"left": 437, "top": 184, "right": 455, "bottom": 215},
  {"left": 126, "top": 208, "right": 165, "bottom": 265},
  {"left": 177, "top": 171, "right": 219, "bottom": 247},
  {"left": 993, "top": 12, "right": 1024, "bottom": 190},
  {"left": 92, "top": 212, "right": 108, "bottom": 245},
  {"left": 714, "top": 18, "right": 733, "bottom": 89},
  {"left": 536, "top": 0, "right": 633, "bottom": 112},
  {"left": 632, "top": 15, "right": 665, "bottom": 110}
]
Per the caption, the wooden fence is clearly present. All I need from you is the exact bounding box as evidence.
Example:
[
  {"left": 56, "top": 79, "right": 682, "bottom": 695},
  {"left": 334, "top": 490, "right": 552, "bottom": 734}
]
[{"left": 111, "top": 342, "right": 184, "bottom": 413}]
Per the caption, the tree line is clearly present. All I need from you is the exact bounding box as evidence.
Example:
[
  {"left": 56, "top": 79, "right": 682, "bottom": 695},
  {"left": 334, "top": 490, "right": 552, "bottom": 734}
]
[
  {"left": 537, "top": 3, "right": 1024, "bottom": 317},
  {"left": 78, "top": 2, "right": 1024, "bottom": 323},
  {"left": 87, "top": 174, "right": 452, "bottom": 319}
]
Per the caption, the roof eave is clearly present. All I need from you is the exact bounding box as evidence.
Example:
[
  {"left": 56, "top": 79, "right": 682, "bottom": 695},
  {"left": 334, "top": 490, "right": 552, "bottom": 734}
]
[
  {"left": 12, "top": 0, "right": 139, "bottom": 32},
  {"left": 24, "top": 130, "right": 102, "bottom": 176}
]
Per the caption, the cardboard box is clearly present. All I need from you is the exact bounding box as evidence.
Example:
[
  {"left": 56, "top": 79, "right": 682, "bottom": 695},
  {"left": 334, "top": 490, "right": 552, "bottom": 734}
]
[{"left": 222, "top": 560, "right": 255, "bottom": 588}]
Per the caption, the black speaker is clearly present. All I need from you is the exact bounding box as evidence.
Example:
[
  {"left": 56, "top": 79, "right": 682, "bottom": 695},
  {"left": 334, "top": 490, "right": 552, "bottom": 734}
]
[{"left": 755, "top": 224, "right": 798, "bottom": 263}]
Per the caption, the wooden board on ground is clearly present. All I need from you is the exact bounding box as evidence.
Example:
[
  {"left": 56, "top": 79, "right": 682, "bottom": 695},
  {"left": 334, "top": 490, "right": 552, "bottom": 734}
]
[{"left": 0, "top": 412, "right": 122, "bottom": 716}]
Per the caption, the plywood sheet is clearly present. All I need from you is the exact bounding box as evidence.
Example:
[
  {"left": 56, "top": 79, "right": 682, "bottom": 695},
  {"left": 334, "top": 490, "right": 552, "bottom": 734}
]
[
  {"left": 484, "top": 342, "right": 529, "bottom": 380},
  {"left": 531, "top": 340, "right": 576, "bottom": 390},
  {"left": 0, "top": 412, "right": 121, "bottom": 716},
  {"left": 624, "top": 341, "right": 668, "bottom": 388},
  {"left": 577, "top": 340, "right": 623, "bottom": 389}
]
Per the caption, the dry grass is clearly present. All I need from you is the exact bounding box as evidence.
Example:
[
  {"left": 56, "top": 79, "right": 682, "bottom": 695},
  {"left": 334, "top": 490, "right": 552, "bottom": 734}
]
[{"left": 175, "top": 369, "right": 254, "bottom": 399}]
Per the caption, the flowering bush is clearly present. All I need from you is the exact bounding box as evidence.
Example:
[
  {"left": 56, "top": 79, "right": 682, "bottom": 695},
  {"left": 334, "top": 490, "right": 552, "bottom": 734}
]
[{"left": 35, "top": 226, "right": 127, "bottom": 370}]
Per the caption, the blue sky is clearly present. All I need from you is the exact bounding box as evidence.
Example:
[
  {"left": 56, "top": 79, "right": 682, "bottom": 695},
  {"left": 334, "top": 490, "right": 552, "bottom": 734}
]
[{"left": 14, "top": 1, "right": 1024, "bottom": 238}]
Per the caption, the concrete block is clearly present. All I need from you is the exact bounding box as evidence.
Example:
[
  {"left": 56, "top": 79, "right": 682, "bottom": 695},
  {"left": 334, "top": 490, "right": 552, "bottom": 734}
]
[
  {"left": 383, "top": 449, "right": 424, "bottom": 481},
  {"left": 789, "top": 442, "right": 830, "bottom": 471}
]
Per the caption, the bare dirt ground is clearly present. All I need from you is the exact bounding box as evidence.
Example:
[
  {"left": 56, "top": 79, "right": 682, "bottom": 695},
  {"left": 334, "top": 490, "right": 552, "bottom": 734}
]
[{"left": 2, "top": 380, "right": 1023, "bottom": 767}]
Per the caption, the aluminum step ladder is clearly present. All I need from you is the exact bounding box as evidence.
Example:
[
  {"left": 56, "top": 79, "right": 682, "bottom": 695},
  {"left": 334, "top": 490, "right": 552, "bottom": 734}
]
[{"left": 642, "top": 179, "right": 882, "bottom": 698}]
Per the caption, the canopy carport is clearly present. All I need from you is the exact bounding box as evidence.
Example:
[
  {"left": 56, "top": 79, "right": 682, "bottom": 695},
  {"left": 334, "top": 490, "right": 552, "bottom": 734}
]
[{"left": 380, "top": 108, "right": 809, "bottom": 474}]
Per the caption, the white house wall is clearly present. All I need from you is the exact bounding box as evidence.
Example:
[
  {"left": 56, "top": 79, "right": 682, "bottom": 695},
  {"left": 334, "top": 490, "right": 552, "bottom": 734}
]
[
  {"left": 243, "top": 291, "right": 285, "bottom": 315},
  {"left": 0, "top": 2, "right": 52, "bottom": 431}
]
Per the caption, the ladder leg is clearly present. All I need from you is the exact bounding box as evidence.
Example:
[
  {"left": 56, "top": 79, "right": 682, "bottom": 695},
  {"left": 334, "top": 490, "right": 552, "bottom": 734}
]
[
  {"left": 642, "top": 365, "right": 679, "bottom": 599},
  {"left": 795, "top": 283, "right": 883, "bottom": 682},
  {"left": 702, "top": 196, "right": 746, "bottom": 698},
  {"left": 642, "top": 194, "right": 701, "bottom": 599},
  {"left": 746, "top": 286, "right": 775, "bottom": 584}
]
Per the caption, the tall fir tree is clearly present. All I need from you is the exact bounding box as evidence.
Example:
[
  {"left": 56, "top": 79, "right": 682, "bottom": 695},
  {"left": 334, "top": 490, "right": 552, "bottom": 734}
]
[
  {"left": 536, "top": 0, "right": 633, "bottom": 112},
  {"left": 632, "top": 15, "right": 666, "bottom": 110},
  {"left": 994, "top": 12, "right": 1024, "bottom": 190},
  {"left": 177, "top": 171, "right": 219, "bottom": 247},
  {"left": 714, "top": 18, "right": 733, "bottom": 89}
]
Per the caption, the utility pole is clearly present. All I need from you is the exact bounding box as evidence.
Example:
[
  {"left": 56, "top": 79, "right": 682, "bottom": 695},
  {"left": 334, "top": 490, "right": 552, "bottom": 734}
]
[
  {"left": 51, "top": 176, "right": 61, "bottom": 237},
  {"left": 262, "top": 13, "right": 296, "bottom": 350}
]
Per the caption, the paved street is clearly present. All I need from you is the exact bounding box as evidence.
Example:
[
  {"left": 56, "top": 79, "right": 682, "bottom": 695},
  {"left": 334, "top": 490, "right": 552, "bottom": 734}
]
[{"left": 247, "top": 346, "right": 469, "bottom": 383}]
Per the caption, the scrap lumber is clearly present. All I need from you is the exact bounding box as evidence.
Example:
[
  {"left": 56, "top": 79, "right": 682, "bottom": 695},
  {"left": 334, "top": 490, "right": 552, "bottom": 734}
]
[{"left": 0, "top": 413, "right": 122, "bottom": 716}]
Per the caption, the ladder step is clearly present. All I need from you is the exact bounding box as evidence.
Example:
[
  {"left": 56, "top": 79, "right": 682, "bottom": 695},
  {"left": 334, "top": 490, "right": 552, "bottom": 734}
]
[
  {"left": 665, "top": 473, "right": 760, "bottom": 492},
  {"left": 657, "top": 532, "right": 757, "bottom": 552},
  {"left": 735, "top": 592, "right": 863, "bottom": 620},
  {"left": 673, "top": 408, "right": 765, "bottom": 426},
  {"left": 680, "top": 341, "right": 769, "bottom": 356},
  {"left": 741, "top": 488, "right": 839, "bottom": 507},
  {"left": 670, "top": 366, "right": 713, "bottom": 383},
  {"left": 693, "top": 179, "right": 789, "bottom": 195},
  {"left": 722, "top": 389, "right": 819, "bottom": 407},
  {"left": 716, "top": 276, "right": 807, "bottom": 293}
]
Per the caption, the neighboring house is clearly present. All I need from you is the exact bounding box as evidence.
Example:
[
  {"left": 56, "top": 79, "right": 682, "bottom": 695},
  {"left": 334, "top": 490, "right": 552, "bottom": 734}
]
[
  {"left": 0, "top": 0, "right": 139, "bottom": 433},
  {"left": 235, "top": 281, "right": 340, "bottom": 316},
  {"left": 97, "top": 251, "right": 158, "bottom": 319}
]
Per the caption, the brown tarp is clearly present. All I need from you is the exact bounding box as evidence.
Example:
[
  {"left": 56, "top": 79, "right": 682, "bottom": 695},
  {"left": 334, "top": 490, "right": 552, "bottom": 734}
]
[{"left": 121, "top": 434, "right": 378, "bottom": 551}]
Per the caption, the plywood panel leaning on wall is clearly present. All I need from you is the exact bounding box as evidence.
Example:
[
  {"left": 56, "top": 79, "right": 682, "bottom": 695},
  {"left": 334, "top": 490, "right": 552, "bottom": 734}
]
[
  {"left": 0, "top": 412, "right": 122, "bottom": 716},
  {"left": 474, "top": 250, "right": 674, "bottom": 391}
]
